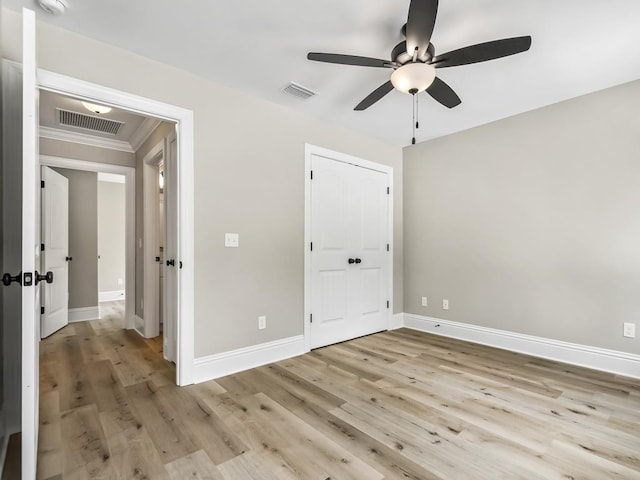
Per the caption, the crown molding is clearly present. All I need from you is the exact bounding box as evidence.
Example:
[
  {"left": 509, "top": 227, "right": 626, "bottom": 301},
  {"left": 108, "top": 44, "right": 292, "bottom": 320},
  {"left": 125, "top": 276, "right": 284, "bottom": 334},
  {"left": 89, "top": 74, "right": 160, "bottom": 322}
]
[
  {"left": 129, "top": 117, "right": 162, "bottom": 151},
  {"left": 39, "top": 125, "right": 135, "bottom": 153}
]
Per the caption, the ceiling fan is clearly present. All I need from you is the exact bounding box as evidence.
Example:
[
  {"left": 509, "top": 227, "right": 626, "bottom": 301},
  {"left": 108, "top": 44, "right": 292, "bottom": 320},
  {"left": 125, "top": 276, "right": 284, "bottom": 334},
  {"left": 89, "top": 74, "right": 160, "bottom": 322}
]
[{"left": 307, "top": 0, "right": 532, "bottom": 112}]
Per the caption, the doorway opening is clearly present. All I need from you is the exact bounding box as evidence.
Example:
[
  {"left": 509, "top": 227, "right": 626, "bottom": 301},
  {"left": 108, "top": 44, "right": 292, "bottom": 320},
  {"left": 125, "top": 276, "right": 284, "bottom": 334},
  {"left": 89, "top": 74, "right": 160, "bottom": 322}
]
[{"left": 37, "top": 84, "right": 184, "bottom": 381}]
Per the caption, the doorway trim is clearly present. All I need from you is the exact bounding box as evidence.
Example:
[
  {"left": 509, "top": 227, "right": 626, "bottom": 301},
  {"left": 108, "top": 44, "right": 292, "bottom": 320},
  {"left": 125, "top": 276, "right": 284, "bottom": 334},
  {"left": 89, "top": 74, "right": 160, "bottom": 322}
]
[
  {"left": 40, "top": 156, "right": 136, "bottom": 331},
  {"left": 303, "top": 143, "right": 394, "bottom": 352},
  {"left": 142, "top": 140, "right": 164, "bottom": 340},
  {"left": 37, "top": 69, "right": 195, "bottom": 386}
]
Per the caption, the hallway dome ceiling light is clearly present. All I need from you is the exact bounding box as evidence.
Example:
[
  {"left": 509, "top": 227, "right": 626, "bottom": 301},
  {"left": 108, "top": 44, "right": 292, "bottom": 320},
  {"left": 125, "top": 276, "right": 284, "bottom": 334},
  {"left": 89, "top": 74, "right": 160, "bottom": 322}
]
[{"left": 82, "top": 101, "right": 112, "bottom": 114}]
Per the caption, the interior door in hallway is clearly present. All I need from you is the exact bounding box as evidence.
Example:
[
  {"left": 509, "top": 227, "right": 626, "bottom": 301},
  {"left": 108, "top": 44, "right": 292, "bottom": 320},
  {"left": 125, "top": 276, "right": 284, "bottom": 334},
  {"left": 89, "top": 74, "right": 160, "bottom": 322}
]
[
  {"left": 310, "top": 154, "right": 390, "bottom": 349},
  {"left": 41, "top": 166, "right": 69, "bottom": 338}
]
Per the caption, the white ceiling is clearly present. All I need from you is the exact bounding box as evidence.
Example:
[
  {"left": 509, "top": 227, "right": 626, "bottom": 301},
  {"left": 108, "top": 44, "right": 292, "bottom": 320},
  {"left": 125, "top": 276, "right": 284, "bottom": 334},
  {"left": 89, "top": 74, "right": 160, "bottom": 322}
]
[{"left": 5, "top": 0, "right": 640, "bottom": 146}]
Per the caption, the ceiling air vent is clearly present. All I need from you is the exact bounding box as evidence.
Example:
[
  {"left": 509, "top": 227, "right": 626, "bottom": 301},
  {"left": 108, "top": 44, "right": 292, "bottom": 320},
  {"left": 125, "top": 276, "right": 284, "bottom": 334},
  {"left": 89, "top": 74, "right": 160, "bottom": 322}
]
[
  {"left": 57, "top": 108, "right": 124, "bottom": 135},
  {"left": 282, "top": 82, "right": 316, "bottom": 100}
]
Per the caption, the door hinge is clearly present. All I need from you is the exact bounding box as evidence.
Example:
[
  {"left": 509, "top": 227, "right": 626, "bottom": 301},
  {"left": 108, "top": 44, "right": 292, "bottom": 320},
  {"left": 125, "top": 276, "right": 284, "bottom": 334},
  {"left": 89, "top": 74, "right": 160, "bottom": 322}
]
[
  {"left": 310, "top": 242, "right": 313, "bottom": 251},
  {"left": 387, "top": 186, "right": 390, "bottom": 195},
  {"left": 386, "top": 300, "right": 390, "bottom": 309},
  {"left": 40, "top": 306, "right": 45, "bottom": 315},
  {"left": 41, "top": 243, "right": 45, "bottom": 252},
  {"left": 310, "top": 313, "right": 313, "bottom": 323},
  {"left": 310, "top": 170, "right": 313, "bottom": 180},
  {"left": 41, "top": 180, "right": 45, "bottom": 188},
  {"left": 386, "top": 243, "right": 389, "bottom": 252}
]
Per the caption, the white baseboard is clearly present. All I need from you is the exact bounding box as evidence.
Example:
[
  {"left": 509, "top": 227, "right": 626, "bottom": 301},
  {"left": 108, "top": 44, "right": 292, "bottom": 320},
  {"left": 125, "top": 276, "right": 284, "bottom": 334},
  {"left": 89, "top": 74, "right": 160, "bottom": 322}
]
[
  {"left": 99, "top": 290, "right": 125, "bottom": 302},
  {"left": 401, "top": 313, "right": 640, "bottom": 380},
  {"left": 390, "top": 312, "right": 404, "bottom": 330},
  {"left": 193, "top": 335, "right": 306, "bottom": 384},
  {"left": 69, "top": 306, "right": 100, "bottom": 322}
]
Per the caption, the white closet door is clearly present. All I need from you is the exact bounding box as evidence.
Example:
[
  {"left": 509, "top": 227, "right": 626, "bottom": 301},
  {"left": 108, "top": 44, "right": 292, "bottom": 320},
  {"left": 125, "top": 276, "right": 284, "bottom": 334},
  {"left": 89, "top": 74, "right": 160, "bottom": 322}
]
[{"left": 310, "top": 154, "right": 389, "bottom": 349}]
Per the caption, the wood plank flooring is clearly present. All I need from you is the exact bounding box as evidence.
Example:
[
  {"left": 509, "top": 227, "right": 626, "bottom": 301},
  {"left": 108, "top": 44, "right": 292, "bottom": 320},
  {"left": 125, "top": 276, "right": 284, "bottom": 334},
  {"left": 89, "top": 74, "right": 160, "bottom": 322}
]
[{"left": 38, "top": 302, "right": 640, "bottom": 479}]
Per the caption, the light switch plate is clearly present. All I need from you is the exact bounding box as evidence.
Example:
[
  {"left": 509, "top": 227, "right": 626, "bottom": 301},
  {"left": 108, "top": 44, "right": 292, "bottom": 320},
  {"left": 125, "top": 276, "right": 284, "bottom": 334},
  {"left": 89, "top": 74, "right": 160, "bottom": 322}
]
[
  {"left": 623, "top": 322, "right": 635, "bottom": 338},
  {"left": 225, "top": 233, "right": 239, "bottom": 247}
]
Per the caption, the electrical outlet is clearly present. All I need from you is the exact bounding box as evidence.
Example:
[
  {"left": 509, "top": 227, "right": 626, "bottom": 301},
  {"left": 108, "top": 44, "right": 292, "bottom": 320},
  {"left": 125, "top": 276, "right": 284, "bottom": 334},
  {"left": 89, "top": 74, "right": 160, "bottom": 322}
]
[
  {"left": 623, "top": 323, "right": 635, "bottom": 338},
  {"left": 442, "top": 299, "right": 449, "bottom": 310},
  {"left": 258, "top": 315, "right": 267, "bottom": 330},
  {"left": 421, "top": 296, "right": 428, "bottom": 307}
]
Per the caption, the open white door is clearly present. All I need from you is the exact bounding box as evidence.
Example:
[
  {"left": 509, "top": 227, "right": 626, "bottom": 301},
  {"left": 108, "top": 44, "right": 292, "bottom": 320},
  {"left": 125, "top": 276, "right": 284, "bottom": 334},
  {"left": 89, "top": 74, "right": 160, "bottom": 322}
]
[
  {"left": 22, "top": 7, "right": 41, "bottom": 480},
  {"left": 41, "top": 166, "right": 69, "bottom": 338},
  {"left": 164, "top": 132, "right": 178, "bottom": 363}
]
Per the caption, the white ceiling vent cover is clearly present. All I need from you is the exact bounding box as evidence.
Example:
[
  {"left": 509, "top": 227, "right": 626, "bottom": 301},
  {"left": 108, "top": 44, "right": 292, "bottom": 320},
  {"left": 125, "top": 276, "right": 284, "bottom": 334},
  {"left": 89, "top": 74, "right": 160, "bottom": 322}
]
[
  {"left": 57, "top": 108, "right": 124, "bottom": 135},
  {"left": 282, "top": 82, "right": 317, "bottom": 100}
]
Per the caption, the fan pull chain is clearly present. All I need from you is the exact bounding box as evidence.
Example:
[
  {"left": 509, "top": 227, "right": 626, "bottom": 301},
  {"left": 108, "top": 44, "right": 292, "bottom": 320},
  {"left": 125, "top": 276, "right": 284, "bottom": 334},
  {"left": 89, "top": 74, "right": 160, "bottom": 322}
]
[{"left": 411, "top": 92, "right": 416, "bottom": 145}]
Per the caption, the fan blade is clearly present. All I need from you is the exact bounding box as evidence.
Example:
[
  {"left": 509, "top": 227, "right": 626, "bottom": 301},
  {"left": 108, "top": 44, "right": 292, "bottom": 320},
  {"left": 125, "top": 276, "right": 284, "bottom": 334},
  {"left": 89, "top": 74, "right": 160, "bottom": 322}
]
[
  {"left": 431, "top": 36, "right": 532, "bottom": 68},
  {"left": 354, "top": 81, "right": 395, "bottom": 111},
  {"left": 426, "top": 77, "right": 461, "bottom": 108},
  {"left": 307, "top": 52, "right": 392, "bottom": 68},
  {"left": 406, "top": 0, "right": 438, "bottom": 59}
]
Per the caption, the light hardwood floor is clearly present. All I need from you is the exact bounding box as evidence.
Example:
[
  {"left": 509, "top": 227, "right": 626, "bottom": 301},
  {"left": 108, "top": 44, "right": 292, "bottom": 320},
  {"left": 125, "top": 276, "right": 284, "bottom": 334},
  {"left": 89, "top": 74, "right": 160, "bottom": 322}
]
[{"left": 38, "top": 302, "right": 640, "bottom": 479}]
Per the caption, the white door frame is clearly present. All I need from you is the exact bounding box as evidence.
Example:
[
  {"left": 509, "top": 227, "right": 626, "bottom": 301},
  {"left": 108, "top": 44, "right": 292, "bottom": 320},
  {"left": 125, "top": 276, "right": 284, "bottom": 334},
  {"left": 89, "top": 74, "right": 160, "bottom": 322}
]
[
  {"left": 37, "top": 69, "right": 195, "bottom": 386},
  {"left": 40, "top": 156, "right": 136, "bottom": 331},
  {"left": 303, "top": 143, "right": 394, "bottom": 352},
  {"left": 142, "top": 140, "right": 164, "bottom": 339}
]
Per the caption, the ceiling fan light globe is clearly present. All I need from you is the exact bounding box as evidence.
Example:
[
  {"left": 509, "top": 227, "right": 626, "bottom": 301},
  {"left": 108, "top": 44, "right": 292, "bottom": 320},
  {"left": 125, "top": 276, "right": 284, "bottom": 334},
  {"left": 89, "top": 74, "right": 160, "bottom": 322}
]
[{"left": 390, "top": 63, "right": 436, "bottom": 94}]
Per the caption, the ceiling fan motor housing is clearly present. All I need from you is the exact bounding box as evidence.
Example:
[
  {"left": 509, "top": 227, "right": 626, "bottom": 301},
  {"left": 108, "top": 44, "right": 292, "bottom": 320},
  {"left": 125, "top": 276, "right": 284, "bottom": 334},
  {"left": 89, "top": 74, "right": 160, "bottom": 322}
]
[{"left": 392, "top": 41, "right": 435, "bottom": 65}]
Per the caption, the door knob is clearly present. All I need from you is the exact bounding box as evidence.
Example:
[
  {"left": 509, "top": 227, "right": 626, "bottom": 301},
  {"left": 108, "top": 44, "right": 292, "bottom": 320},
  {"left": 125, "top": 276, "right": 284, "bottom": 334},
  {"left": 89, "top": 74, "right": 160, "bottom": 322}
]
[
  {"left": 65, "top": 256, "right": 73, "bottom": 262},
  {"left": 2, "top": 272, "right": 22, "bottom": 287},
  {"left": 166, "top": 259, "right": 175, "bottom": 267},
  {"left": 35, "top": 271, "right": 54, "bottom": 285},
  {"left": 355, "top": 258, "right": 362, "bottom": 264},
  {"left": 155, "top": 256, "right": 161, "bottom": 263},
  {"left": 348, "top": 258, "right": 356, "bottom": 264}
]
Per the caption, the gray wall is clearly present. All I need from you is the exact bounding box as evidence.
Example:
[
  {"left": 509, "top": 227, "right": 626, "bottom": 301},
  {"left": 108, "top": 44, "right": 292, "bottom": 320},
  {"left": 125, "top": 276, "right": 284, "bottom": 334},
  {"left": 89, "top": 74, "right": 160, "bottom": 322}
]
[
  {"left": 403, "top": 79, "right": 640, "bottom": 355},
  {"left": 40, "top": 137, "right": 135, "bottom": 167},
  {"left": 2, "top": 9, "right": 403, "bottom": 358},
  {"left": 51, "top": 168, "right": 98, "bottom": 309},
  {"left": 98, "top": 180, "right": 125, "bottom": 293}
]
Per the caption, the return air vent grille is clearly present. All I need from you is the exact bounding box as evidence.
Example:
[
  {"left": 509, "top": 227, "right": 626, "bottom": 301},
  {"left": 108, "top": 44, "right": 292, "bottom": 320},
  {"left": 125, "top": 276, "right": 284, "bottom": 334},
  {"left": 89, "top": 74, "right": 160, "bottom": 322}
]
[
  {"left": 57, "top": 108, "right": 124, "bottom": 135},
  {"left": 282, "top": 82, "right": 317, "bottom": 100}
]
